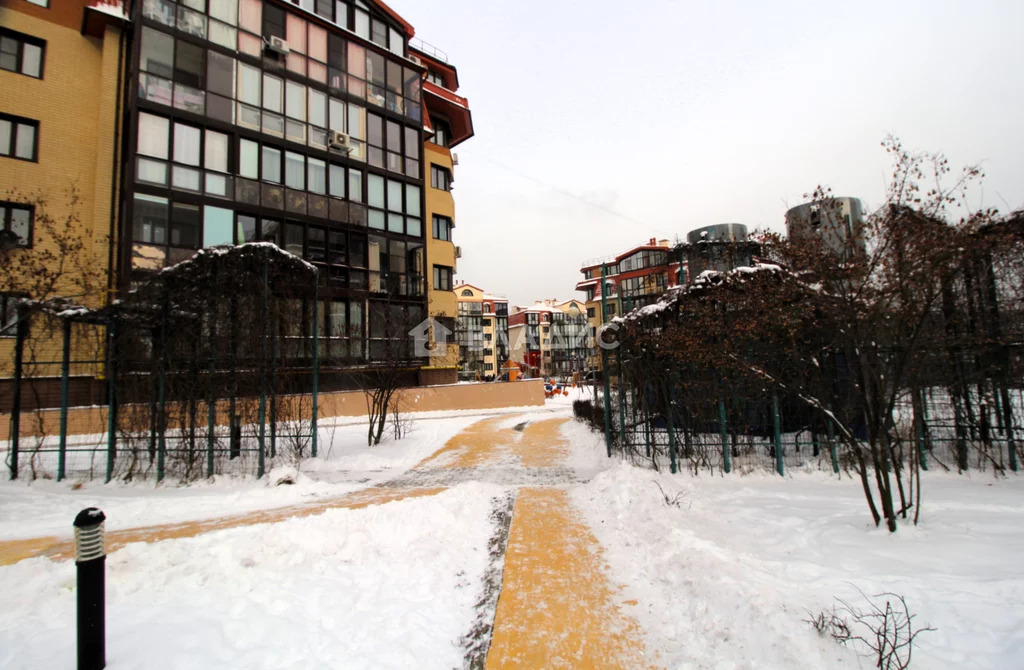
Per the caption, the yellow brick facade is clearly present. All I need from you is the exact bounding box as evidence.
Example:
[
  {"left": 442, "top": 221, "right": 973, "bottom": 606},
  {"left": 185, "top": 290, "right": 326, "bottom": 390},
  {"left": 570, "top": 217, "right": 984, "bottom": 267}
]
[
  {"left": 424, "top": 141, "right": 459, "bottom": 372},
  {"left": 0, "top": 4, "right": 122, "bottom": 380}
]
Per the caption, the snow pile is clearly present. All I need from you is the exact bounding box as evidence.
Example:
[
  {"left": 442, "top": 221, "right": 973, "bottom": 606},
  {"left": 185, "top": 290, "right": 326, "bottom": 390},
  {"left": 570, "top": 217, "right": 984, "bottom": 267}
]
[
  {"left": 0, "top": 415, "right": 486, "bottom": 541},
  {"left": 0, "top": 482, "right": 503, "bottom": 669},
  {"left": 265, "top": 465, "right": 301, "bottom": 486},
  {"left": 570, "top": 456, "right": 1024, "bottom": 669}
]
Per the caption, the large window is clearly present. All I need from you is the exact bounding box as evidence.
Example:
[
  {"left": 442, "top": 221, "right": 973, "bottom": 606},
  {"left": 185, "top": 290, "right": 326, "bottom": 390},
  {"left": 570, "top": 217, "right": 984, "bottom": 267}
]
[
  {"left": 432, "top": 214, "right": 452, "bottom": 241},
  {"left": 0, "top": 28, "right": 44, "bottom": 78},
  {"left": 136, "top": 112, "right": 232, "bottom": 197},
  {"left": 0, "top": 202, "right": 33, "bottom": 248},
  {"left": 430, "top": 165, "right": 451, "bottom": 191},
  {"left": 619, "top": 249, "right": 667, "bottom": 272},
  {"left": 430, "top": 117, "right": 450, "bottom": 147},
  {"left": 137, "top": 7, "right": 420, "bottom": 123},
  {"left": 0, "top": 114, "right": 37, "bottom": 161},
  {"left": 365, "top": 174, "right": 420, "bottom": 235},
  {"left": 433, "top": 265, "right": 453, "bottom": 291},
  {"left": 619, "top": 272, "right": 668, "bottom": 300},
  {"left": 322, "top": 298, "right": 364, "bottom": 359},
  {"left": 368, "top": 235, "right": 424, "bottom": 296}
]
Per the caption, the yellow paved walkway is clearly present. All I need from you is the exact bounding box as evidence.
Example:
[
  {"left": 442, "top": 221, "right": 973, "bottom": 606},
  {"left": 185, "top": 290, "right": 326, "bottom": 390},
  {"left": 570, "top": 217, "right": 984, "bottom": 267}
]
[
  {"left": 0, "top": 486, "right": 444, "bottom": 566},
  {"left": 0, "top": 413, "right": 649, "bottom": 667},
  {"left": 487, "top": 487, "right": 647, "bottom": 669}
]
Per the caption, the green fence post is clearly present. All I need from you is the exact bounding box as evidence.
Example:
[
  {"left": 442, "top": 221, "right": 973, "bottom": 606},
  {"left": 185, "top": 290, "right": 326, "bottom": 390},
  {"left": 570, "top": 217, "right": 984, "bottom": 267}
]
[
  {"left": 156, "top": 352, "right": 166, "bottom": 484},
  {"left": 617, "top": 360, "right": 627, "bottom": 452},
  {"left": 8, "top": 305, "right": 27, "bottom": 480},
  {"left": 667, "top": 380, "right": 678, "bottom": 474},
  {"left": 311, "top": 269, "right": 319, "bottom": 458},
  {"left": 57, "top": 318, "right": 71, "bottom": 482},
  {"left": 257, "top": 261, "right": 268, "bottom": 479},
  {"left": 105, "top": 320, "right": 117, "bottom": 484},
  {"left": 953, "top": 394, "right": 968, "bottom": 472},
  {"left": 826, "top": 418, "right": 839, "bottom": 474},
  {"left": 643, "top": 394, "right": 651, "bottom": 458},
  {"left": 915, "top": 409, "right": 929, "bottom": 471},
  {"left": 772, "top": 393, "right": 784, "bottom": 476},
  {"left": 600, "top": 263, "right": 612, "bottom": 457},
  {"left": 719, "top": 399, "right": 731, "bottom": 474},
  {"left": 206, "top": 286, "right": 217, "bottom": 479},
  {"left": 269, "top": 307, "right": 277, "bottom": 461},
  {"left": 1000, "top": 385, "right": 1017, "bottom": 472}
]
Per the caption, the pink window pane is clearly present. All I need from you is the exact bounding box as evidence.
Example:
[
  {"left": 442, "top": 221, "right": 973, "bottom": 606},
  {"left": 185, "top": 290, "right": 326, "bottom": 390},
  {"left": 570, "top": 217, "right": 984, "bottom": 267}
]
[
  {"left": 238, "top": 0, "right": 261, "bottom": 34},
  {"left": 287, "top": 52, "right": 307, "bottom": 77},
  {"left": 286, "top": 13, "right": 306, "bottom": 53},
  {"left": 347, "top": 76, "right": 365, "bottom": 99},
  {"left": 308, "top": 60, "right": 327, "bottom": 84},
  {"left": 347, "top": 43, "right": 365, "bottom": 79},
  {"left": 238, "top": 31, "right": 262, "bottom": 57},
  {"left": 308, "top": 24, "right": 327, "bottom": 63}
]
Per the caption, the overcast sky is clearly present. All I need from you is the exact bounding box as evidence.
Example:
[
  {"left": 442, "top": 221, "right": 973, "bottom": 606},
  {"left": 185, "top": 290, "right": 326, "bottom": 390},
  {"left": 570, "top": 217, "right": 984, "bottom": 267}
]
[{"left": 390, "top": 0, "right": 1024, "bottom": 307}]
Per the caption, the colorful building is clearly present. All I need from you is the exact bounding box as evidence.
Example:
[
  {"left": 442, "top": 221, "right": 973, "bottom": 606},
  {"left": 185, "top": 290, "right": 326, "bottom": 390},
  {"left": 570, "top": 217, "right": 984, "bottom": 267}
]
[
  {"left": 0, "top": 0, "right": 473, "bottom": 403},
  {"left": 576, "top": 238, "right": 684, "bottom": 370},
  {"left": 508, "top": 299, "right": 588, "bottom": 378},
  {"left": 416, "top": 39, "right": 473, "bottom": 385},
  {"left": 453, "top": 282, "right": 509, "bottom": 381}
]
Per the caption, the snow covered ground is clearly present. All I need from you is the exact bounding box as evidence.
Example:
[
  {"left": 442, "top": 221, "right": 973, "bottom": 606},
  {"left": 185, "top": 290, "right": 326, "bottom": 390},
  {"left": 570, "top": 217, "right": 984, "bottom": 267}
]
[
  {"left": 2, "top": 388, "right": 1022, "bottom": 669},
  {"left": 0, "top": 408, "right": 537, "bottom": 541},
  {"left": 567, "top": 418, "right": 1024, "bottom": 669},
  {"left": 0, "top": 481, "right": 503, "bottom": 669}
]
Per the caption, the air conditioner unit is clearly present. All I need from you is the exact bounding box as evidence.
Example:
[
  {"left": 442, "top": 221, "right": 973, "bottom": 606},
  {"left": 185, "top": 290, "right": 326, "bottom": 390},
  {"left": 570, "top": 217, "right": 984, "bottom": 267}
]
[
  {"left": 329, "top": 130, "right": 352, "bottom": 152},
  {"left": 451, "top": 153, "right": 459, "bottom": 166},
  {"left": 409, "top": 54, "right": 421, "bottom": 66},
  {"left": 266, "top": 36, "right": 290, "bottom": 56},
  {"left": 455, "top": 246, "right": 462, "bottom": 259}
]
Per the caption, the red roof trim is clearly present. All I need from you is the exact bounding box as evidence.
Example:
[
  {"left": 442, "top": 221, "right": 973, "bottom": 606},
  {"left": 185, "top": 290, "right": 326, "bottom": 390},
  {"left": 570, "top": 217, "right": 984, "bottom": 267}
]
[{"left": 375, "top": 0, "right": 415, "bottom": 38}]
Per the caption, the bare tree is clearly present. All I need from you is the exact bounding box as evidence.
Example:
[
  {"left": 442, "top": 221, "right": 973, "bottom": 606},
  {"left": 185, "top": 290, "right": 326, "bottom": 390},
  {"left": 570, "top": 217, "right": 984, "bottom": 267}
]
[{"left": 364, "top": 294, "right": 423, "bottom": 446}]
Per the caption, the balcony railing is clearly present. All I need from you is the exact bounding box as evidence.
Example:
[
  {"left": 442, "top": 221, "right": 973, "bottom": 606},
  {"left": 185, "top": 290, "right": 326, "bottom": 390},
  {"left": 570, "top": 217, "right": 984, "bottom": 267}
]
[{"left": 410, "top": 38, "right": 449, "bottom": 64}]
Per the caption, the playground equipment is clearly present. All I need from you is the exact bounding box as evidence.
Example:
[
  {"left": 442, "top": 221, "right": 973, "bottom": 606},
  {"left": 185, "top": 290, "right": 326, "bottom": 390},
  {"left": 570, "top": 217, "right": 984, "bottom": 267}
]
[{"left": 544, "top": 379, "right": 571, "bottom": 399}]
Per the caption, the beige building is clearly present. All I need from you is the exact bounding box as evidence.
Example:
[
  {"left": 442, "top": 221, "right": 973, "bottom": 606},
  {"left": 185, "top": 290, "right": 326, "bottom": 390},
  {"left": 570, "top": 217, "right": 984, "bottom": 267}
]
[
  {"left": 0, "top": 1, "right": 125, "bottom": 405},
  {"left": 508, "top": 299, "right": 589, "bottom": 378},
  {"left": 454, "top": 282, "right": 509, "bottom": 380},
  {"left": 1, "top": 0, "right": 476, "bottom": 409},
  {"left": 416, "top": 44, "right": 473, "bottom": 385}
]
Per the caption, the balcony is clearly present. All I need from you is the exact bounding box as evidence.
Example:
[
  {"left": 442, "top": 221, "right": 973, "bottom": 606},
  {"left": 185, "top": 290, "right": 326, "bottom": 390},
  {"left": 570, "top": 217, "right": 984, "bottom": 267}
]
[{"left": 423, "top": 81, "right": 474, "bottom": 147}]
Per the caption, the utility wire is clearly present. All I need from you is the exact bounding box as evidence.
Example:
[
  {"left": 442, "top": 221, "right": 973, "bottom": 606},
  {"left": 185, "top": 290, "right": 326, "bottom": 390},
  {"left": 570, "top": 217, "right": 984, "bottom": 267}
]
[{"left": 457, "top": 148, "right": 673, "bottom": 238}]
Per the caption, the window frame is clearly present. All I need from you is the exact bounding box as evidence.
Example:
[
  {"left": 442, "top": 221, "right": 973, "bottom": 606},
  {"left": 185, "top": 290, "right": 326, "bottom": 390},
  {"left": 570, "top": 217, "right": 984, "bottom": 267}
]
[
  {"left": 432, "top": 214, "right": 452, "bottom": 241},
  {"left": 430, "top": 165, "right": 451, "bottom": 191},
  {"left": 0, "top": 113, "right": 39, "bottom": 162},
  {"left": 0, "top": 201, "right": 34, "bottom": 249},
  {"left": 433, "top": 264, "right": 453, "bottom": 291},
  {"left": 0, "top": 28, "right": 45, "bottom": 79}
]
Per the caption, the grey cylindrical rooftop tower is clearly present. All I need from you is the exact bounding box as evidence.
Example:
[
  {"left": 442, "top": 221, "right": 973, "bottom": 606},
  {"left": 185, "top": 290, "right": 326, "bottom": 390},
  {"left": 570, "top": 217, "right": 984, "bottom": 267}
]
[{"left": 687, "top": 223, "right": 748, "bottom": 244}]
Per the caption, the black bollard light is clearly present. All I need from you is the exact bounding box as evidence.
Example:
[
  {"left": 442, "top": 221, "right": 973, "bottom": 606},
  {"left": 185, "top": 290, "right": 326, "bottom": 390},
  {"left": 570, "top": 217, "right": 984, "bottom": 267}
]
[{"left": 73, "top": 508, "right": 106, "bottom": 670}]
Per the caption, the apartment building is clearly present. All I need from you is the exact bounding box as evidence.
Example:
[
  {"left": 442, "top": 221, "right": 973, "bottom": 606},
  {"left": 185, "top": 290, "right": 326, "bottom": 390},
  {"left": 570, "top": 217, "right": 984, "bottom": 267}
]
[
  {"left": 576, "top": 238, "right": 683, "bottom": 370},
  {"left": 1, "top": 0, "right": 472, "bottom": 400},
  {"left": 0, "top": 0, "right": 126, "bottom": 404},
  {"left": 417, "top": 38, "right": 473, "bottom": 384},
  {"left": 453, "top": 282, "right": 508, "bottom": 381},
  {"left": 508, "top": 299, "right": 588, "bottom": 378},
  {"left": 785, "top": 197, "right": 866, "bottom": 261}
]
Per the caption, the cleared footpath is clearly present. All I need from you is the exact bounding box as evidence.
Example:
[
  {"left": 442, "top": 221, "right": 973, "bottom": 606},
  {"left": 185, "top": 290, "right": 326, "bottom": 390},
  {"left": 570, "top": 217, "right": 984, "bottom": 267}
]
[{"left": 0, "top": 414, "right": 649, "bottom": 668}]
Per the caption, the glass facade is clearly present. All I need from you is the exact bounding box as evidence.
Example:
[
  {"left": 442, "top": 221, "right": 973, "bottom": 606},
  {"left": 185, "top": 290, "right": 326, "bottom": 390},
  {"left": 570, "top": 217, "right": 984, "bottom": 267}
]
[{"left": 128, "top": 0, "right": 426, "bottom": 363}]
